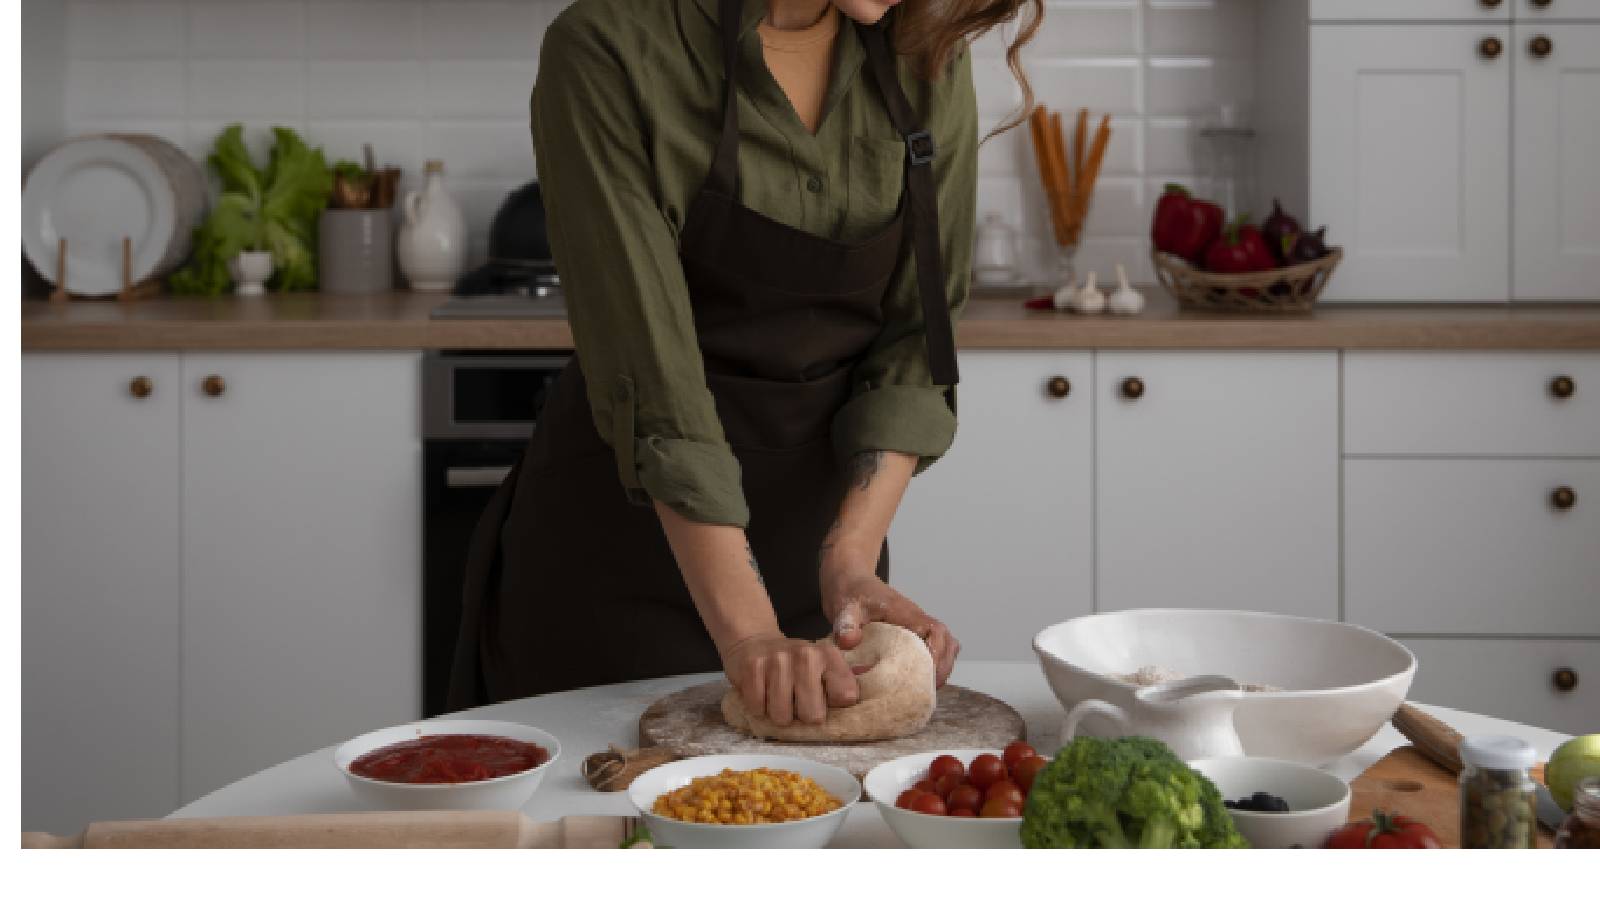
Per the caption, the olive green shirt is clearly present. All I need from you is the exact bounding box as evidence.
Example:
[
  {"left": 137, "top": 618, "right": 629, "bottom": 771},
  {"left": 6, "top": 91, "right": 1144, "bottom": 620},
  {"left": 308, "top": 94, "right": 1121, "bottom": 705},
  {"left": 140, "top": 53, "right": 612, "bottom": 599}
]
[{"left": 532, "top": 0, "right": 977, "bottom": 527}]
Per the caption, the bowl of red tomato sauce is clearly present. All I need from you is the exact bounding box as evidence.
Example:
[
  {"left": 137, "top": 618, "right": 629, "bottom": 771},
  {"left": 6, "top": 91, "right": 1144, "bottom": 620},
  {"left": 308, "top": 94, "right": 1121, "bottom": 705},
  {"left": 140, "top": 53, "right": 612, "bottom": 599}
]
[{"left": 333, "top": 720, "right": 561, "bottom": 811}]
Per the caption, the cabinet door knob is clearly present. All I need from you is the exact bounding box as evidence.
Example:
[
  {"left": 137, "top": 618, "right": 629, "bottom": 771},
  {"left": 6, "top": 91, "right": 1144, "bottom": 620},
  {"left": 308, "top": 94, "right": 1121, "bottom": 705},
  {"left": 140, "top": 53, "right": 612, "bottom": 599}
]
[
  {"left": 1481, "top": 0, "right": 1502, "bottom": 8},
  {"left": 1530, "top": 0, "right": 1552, "bottom": 9},
  {"left": 1045, "top": 375, "right": 1072, "bottom": 399},
  {"left": 1120, "top": 376, "right": 1146, "bottom": 400},
  {"left": 202, "top": 374, "right": 227, "bottom": 398},
  {"left": 1551, "top": 486, "right": 1577, "bottom": 510},
  {"left": 1529, "top": 34, "right": 1553, "bottom": 58},
  {"left": 1479, "top": 35, "right": 1504, "bottom": 59},
  {"left": 128, "top": 376, "right": 153, "bottom": 399},
  {"left": 1552, "top": 667, "right": 1578, "bottom": 693},
  {"left": 1550, "top": 375, "right": 1576, "bottom": 399}
]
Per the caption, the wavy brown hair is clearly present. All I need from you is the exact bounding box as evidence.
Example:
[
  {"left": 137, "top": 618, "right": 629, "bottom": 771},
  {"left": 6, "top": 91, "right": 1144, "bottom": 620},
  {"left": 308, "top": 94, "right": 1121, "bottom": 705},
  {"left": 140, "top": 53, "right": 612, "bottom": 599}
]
[{"left": 894, "top": 0, "right": 1044, "bottom": 136}]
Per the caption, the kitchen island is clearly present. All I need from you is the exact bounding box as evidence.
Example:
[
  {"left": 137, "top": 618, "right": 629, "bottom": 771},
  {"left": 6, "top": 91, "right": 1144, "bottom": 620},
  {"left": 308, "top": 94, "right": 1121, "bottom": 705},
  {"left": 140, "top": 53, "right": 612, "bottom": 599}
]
[{"left": 168, "top": 662, "right": 1571, "bottom": 849}]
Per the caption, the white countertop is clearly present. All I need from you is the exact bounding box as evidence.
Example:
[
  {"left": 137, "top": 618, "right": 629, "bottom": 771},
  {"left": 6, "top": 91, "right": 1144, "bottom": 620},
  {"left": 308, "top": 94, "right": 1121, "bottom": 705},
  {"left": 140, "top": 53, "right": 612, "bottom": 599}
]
[{"left": 170, "top": 662, "right": 1572, "bottom": 848}]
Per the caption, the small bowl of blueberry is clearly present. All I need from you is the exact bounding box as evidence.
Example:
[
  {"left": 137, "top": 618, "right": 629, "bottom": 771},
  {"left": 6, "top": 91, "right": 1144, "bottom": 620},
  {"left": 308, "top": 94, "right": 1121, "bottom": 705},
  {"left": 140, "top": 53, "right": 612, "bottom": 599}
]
[{"left": 1190, "top": 756, "right": 1351, "bottom": 849}]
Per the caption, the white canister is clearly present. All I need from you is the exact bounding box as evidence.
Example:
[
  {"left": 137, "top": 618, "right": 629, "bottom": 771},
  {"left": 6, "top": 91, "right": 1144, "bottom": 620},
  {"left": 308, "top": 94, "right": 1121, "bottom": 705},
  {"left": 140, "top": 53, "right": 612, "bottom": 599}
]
[{"left": 397, "top": 160, "right": 468, "bottom": 292}]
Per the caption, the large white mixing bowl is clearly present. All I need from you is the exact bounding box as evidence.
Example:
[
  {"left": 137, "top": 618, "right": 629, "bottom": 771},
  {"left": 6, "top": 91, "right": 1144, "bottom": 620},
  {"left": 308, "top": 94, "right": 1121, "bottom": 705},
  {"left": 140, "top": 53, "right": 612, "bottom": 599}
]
[{"left": 1034, "top": 609, "right": 1416, "bottom": 764}]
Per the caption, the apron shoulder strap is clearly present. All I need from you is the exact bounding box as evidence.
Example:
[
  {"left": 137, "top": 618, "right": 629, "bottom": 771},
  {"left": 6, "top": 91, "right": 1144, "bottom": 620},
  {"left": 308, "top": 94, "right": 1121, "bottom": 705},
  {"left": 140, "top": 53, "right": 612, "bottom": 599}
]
[
  {"left": 706, "top": 0, "right": 745, "bottom": 197},
  {"left": 857, "top": 20, "right": 960, "bottom": 389}
]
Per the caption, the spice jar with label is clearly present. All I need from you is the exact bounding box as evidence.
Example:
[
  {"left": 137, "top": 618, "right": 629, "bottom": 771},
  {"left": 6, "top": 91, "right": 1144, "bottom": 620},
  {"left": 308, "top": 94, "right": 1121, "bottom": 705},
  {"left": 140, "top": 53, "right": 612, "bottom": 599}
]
[
  {"left": 1459, "top": 735, "right": 1538, "bottom": 849},
  {"left": 1555, "top": 776, "right": 1600, "bottom": 849}
]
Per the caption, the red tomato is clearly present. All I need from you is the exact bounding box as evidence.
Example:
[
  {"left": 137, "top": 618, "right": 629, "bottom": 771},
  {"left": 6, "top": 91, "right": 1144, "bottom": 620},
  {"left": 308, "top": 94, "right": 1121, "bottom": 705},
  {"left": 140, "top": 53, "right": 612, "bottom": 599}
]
[
  {"left": 934, "top": 773, "right": 966, "bottom": 799},
  {"left": 968, "top": 754, "right": 1006, "bottom": 789},
  {"left": 910, "top": 792, "right": 948, "bottom": 817},
  {"left": 895, "top": 789, "right": 924, "bottom": 810},
  {"left": 1001, "top": 741, "right": 1037, "bottom": 771},
  {"left": 1325, "top": 810, "right": 1441, "bottom": 849},
  {"left": 979, "top": 796, "right": 1023, "bottom": 819},
  {"left": 985, "top": 780, "right": 1025, "bottom": 808},
  {"left": 949, "top": 807, "right": 976, "bottom": 818},
  {"left": 928, "top": 755, "right": 965, "bottom": 781},
  {"left": 946, "top": 784, "right": 984, "bottom": 813},
  {"left": 1011, "top": 755, "right": 1048, "bottom": 794},
  {"left": 912, "top": 778, "right": 937, "bottom": 795}
]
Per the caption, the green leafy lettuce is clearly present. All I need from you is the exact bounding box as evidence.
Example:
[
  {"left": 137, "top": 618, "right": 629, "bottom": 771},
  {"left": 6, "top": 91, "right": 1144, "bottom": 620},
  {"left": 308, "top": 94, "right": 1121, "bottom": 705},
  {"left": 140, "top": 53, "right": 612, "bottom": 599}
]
[{"left": 169, "top": 125, "right": 332, "bottom": 295}]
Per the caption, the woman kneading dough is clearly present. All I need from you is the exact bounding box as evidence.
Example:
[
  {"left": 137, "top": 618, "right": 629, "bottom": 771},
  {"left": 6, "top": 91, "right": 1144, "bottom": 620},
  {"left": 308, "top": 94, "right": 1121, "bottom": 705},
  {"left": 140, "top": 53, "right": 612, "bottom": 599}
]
[{"left": 447, "top": 0, "right": 1043, "bottom": 727}]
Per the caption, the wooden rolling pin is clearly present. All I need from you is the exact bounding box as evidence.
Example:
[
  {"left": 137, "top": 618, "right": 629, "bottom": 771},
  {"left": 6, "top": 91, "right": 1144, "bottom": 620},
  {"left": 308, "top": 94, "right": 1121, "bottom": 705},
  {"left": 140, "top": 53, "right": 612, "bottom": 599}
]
[
  {"left": 1393, "top": 702, "right": 1465, "bottom": 773},
  {"left": 22, "top": 810, "right": 640, "bottom": 849}
]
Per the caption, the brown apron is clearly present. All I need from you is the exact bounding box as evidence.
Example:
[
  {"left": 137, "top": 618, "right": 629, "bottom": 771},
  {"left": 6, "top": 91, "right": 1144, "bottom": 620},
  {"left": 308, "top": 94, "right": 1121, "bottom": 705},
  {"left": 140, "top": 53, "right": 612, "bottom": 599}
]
[{"left": 446, "top": 0, "right": 958, "bottom": 709}]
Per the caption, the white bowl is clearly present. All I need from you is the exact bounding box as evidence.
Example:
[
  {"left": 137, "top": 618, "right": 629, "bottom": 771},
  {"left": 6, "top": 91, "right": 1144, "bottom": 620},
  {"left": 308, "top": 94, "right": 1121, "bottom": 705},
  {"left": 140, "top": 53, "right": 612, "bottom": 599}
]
[
  {"left": 863, "top": 749, "right": 1024, "bottom": 849},
  {"left": 627, "top": 754, "right": 860, "bottom": 849},
  {"left": 1190, "top": 756, "right": 1352, "bottom": 849},
  {"left": 1034, "top": 609, "right": 1416, "bottom": 764},
  {"left": 333, "top": 719, "right": 560, "bottom": 811}
]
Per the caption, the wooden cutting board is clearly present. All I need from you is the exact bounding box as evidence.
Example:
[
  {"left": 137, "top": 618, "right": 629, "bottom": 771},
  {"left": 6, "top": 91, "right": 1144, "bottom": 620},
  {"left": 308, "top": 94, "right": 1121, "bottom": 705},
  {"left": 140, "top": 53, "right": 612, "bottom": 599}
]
[
  {"left": 1348, "top": 747, "right": 1552, "bottom": 849},
  {"left": 639, "top": 681, "right": 1026, "bottom": 781}
]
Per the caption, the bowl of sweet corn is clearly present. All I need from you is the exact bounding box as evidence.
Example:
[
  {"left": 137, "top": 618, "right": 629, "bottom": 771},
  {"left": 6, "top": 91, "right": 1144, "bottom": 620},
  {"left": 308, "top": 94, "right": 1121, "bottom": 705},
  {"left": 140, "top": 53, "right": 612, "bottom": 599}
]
[{"left": 627, "top": 754, "right": 860, "bottom": 849}]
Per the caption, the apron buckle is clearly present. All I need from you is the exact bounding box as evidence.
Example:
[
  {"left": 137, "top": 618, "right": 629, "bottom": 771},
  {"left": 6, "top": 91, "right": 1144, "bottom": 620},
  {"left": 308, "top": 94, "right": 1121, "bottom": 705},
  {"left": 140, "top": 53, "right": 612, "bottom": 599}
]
[{"left": 905, "top": 130, "right": 936, "bottom": 166}]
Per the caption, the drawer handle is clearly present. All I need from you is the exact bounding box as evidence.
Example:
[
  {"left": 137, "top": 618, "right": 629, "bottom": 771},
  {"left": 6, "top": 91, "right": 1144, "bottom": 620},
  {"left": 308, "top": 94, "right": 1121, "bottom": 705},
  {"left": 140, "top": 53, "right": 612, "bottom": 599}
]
[
  {"left": 1550, "top": 375, "right": 1575, "bottom": 399},
  {"left": 1120, "top": 376, "right": 1146, "bottom": 400},
  {"left": 1530, "top": 0, "right": 1552, "bottom": 8},
  {"left": 1529, "top": 34, "right": 1553, "bottom": 58},
  {"left": 202, "top": 374, "right": 226, "bottom": 398},
  {"left": 1552, "top": 667, "right": 1578, "bottom": 693},
  {"left": 1551, "top": 486, "right": 1577, "bottom": 510},
  {"left": 128, "top": 376, "right": 153, "bottom": 399},
  {"left": 1479, "top": 35, "right": 1503, "bottom": 59},
  {"left": 1045, "top": 375, "right": 1072, "bottom": 399},
  {"left": 1481, "top": 0, "right": 1503, "bottom": 7}
]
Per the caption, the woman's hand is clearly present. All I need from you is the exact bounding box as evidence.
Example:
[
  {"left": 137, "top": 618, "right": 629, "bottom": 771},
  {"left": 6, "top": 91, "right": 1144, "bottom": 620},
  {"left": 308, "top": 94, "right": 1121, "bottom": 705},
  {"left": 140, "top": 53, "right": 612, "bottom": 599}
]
[
  {"left": 720, "top": 631, "right": 859, "bottom": 726},
  {"left": 821, "top": 567, "right": 960, "bottom": 687}
]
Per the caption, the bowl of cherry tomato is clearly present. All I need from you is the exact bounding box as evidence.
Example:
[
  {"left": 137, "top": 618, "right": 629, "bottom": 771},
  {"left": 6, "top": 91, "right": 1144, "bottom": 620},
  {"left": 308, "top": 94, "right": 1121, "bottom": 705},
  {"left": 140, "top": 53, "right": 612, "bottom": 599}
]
[{"left": 863, "top": 741, "right": 1047, "bottom": 849}]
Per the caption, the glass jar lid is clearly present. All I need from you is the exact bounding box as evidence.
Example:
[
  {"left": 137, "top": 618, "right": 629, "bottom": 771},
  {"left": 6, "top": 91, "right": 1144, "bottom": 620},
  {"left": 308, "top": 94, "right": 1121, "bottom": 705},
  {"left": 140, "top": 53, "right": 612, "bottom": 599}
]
[{"left": 1460, "top": 735, "right": 1537, "bottom": 771}]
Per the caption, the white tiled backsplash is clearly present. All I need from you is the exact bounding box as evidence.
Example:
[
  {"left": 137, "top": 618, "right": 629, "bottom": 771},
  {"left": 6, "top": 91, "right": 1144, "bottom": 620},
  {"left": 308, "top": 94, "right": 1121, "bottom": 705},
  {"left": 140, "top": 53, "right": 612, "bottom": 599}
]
[{"left": 44, "top": 0, "right": 1259, "bottom": 278}]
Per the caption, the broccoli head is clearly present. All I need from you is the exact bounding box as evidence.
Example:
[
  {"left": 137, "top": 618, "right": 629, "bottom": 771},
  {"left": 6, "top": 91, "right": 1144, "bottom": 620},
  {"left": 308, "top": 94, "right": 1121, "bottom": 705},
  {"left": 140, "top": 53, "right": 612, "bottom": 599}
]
[{"left": 1020, "top": 736, "right": 1248, "bottom": 849}]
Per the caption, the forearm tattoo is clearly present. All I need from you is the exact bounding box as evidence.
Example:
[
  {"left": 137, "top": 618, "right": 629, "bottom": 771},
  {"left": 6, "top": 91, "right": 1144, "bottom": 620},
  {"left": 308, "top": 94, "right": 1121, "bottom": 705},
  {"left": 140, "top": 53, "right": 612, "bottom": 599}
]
[
  {"left": 846, "top": 450, "right": 884, "bottom": 491},
  {"left": 746, "top": 541, "right": 764, "bottom": 586}
]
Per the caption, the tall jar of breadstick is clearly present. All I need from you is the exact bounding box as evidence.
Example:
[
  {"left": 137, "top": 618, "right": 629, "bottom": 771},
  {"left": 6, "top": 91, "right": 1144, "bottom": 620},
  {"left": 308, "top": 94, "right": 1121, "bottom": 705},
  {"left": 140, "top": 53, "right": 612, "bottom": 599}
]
[{"left": 1028, "top": 106, "right": 1111, "bottom": 296}]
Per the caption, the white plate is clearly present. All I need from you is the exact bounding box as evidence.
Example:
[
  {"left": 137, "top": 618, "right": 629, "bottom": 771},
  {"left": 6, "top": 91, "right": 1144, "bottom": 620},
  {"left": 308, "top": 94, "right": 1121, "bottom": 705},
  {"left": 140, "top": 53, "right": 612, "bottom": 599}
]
[
  {"left": 23, "top": 137, "right": 177, "bottom": 296},
  {"left": 627, "top": 754, "right": 859, "bottom": 849},
  {"left": 863, "top": 748, "right": 1025, "bottom": 849}
]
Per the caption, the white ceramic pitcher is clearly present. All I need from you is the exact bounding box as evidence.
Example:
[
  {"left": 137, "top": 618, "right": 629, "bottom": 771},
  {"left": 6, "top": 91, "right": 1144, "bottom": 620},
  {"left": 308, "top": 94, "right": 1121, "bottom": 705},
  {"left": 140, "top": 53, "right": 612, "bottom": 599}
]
[
  {"left": 397, "top": 160, "right": 467, "bottom": 292},
  {"left": 1061, "top": 675, "right": 1245, "bottom": 761}
]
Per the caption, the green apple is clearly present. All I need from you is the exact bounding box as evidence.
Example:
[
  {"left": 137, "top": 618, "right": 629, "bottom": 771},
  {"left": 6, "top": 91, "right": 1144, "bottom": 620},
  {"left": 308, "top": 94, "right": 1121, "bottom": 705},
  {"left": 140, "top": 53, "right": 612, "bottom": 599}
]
[{"left": 1546, "top": 734, "right": 1600, "bottom": 812}]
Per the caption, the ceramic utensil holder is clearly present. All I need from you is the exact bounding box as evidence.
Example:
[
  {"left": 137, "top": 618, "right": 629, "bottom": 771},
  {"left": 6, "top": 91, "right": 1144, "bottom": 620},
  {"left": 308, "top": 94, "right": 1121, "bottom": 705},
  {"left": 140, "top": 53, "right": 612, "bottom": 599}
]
[{"left": 319, "top": 208, "right": 394, "bottom": 294}]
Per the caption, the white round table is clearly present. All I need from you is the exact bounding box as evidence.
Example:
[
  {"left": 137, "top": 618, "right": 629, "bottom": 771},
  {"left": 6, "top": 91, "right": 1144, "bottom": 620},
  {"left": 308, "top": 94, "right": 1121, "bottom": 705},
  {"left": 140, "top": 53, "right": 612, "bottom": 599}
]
[{"left": 171, "top": 662, "right": 1571, "bottom": 848}]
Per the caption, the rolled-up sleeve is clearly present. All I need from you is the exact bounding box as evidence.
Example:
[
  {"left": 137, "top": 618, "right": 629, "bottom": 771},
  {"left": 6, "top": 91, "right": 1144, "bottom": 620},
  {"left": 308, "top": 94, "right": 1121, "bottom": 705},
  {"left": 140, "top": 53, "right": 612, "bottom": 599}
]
[
  {"left": 831, "top": 50, "right": 977, "bottom": 474},
  {"left": 532, "top": 13, "right": 749, "bottom": 526}
]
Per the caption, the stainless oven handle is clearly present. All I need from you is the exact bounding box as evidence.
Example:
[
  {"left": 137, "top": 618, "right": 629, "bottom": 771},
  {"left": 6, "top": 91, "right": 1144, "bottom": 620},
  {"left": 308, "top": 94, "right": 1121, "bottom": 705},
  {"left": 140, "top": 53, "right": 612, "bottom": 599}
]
[{"left": 445, "top": 465, "right": 514, "bottom": 488}]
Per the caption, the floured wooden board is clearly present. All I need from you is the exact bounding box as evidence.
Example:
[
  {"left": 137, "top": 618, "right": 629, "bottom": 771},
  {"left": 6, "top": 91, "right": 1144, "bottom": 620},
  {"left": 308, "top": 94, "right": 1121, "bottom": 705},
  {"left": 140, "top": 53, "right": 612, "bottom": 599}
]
[
  {"left": 639, "top": 681, "right": 1026, "bottom": 782},
  {"left": 1349, "top": 747, "right": 1551, "bottom": 848}
]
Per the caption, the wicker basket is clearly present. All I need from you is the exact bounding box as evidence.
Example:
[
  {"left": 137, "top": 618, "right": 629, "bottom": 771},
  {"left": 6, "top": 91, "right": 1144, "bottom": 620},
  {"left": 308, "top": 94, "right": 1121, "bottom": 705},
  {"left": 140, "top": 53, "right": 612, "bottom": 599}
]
[{"left": 1152, "top": 247, "right": 1343, "bottom": 313}]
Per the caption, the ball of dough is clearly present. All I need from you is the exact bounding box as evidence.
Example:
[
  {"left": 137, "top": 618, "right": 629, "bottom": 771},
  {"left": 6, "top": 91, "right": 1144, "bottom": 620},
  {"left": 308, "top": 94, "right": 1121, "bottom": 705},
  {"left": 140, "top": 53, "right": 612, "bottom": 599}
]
[{"left": 721, "top": 622, "right": 937, "bottom": 743}]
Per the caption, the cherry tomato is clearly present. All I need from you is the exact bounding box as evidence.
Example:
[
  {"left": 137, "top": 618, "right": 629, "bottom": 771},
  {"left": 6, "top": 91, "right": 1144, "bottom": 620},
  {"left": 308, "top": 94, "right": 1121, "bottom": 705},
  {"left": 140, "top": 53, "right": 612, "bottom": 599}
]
[
  {"left": 946, "top": 784, "right": 983, "bottom": 813},
  {"left": 1001, "top": 741, "right": 1037, "bottom": 771},
  {"left": 949, "top": 807, "right": 976, "bottom": 818},
  {"left": 934, "top": 773, "right": 966, "bottom": 799},
  {"left": 910, "top": 792, "right": 948, "bottom": 816},
  {"left": 979, "top": 796, "right": 1023, "bottom": 819},
  {"left": 928, "top": 754, "right": 965, "bottom": 781},
  {"left": 1325, "top": 810, "right": 1441, "bottom": 849},
  {"left": 1011, "top": 755, "right": 1048, "bottom": 794},
  {"left": 968, "top": 753, "right": 1006, "bottom": 789},
  {"left": 912, "top": 778, "right": 937, "bottom": 795},
  {"left": 895, "top": 788, "right": 924, "bottom": 809},
  {"left": 985, "top": 780, "right": 1024, "bottom": 808}
]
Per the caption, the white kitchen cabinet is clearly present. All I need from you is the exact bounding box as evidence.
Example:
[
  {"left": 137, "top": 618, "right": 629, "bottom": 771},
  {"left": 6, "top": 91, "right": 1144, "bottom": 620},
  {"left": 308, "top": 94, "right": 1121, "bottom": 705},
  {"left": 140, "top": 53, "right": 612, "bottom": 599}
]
[
  {"left": 1310, "top": 0, "right": 1512, "bottom": 21},
  {"left": 21, "top": 354, "right": 182, "bottom": 834},
  {"left": 180, "top": 353, "right": 422, "bottom": 801},
  {"left": 1095, "top": 352, "right": 1339, "bottom": 619},
  {"left": 1310, "top": 24, "right": 1512, "bottom": 300},
  {"left": 1401, "top": 638, "right": 1599, "bottom": 736},
  {"left": 890, "top": 351, "right": 1093, "bottom": 661},
  {"left": 1521, "top": 0, "right": 1600, "bottom": 19},
  {"left": 1513, "top": 23, "right": 1600, "bottom": 299},
  {"left": 1346, "top": 459, "right": 1600, "bottom": 636}
]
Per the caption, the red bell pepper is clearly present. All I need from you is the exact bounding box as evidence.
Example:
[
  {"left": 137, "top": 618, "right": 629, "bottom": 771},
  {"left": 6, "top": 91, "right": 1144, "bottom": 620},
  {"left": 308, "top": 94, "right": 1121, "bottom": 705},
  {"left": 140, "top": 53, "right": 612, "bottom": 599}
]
[
  {"left": 1150, "top": 184, "right": 1223, "bottom": 263},
  {"left": 1203, "top": 217, "right": 1277, "bottom": 274}
]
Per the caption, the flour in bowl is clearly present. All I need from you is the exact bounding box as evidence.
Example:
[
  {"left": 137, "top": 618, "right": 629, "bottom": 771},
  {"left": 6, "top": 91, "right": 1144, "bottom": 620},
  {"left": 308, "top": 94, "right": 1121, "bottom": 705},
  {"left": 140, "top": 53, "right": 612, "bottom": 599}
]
[{"left": 1117, "top": 665, "right": 1282, "bottom": 694}]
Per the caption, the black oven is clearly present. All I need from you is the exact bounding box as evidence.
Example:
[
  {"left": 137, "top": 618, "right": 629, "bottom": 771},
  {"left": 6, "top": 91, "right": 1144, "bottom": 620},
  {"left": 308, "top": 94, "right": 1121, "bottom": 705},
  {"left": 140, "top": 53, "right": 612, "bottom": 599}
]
[{"left": 422, "top": 350, "right": 570, "bottom": 715}]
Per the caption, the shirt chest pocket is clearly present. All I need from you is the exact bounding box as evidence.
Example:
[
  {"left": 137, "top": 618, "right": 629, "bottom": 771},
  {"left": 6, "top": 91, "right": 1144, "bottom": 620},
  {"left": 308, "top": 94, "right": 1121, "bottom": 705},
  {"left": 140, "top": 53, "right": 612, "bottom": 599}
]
[{"left": 846, "top": 136, "right": 907, "bottom": 232}]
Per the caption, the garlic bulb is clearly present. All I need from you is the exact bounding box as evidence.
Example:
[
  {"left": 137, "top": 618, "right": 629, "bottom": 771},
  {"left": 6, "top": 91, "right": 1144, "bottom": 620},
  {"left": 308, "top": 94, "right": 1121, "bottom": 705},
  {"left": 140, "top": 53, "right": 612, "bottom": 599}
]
[
  {"left": 1108, "top": 264, "right": 1145, "bottom": 315},
  {"left": 1052, "top": 281, "right": 1075, "bottom": 311},
  {"left": 1072, "top": 271, "right": 1106, "bottom": 314}
]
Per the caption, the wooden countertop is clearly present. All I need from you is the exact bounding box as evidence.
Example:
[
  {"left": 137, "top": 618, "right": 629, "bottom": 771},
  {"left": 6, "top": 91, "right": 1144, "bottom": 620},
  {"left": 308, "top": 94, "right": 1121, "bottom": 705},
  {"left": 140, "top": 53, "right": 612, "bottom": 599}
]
[{"left": 20, "top": 289, "right": 1600, "bottom": 351}]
